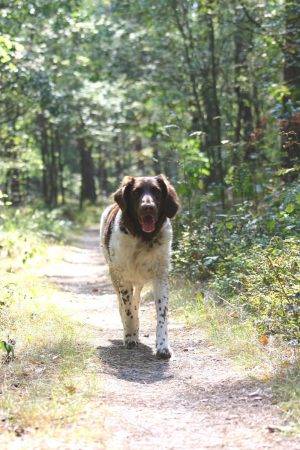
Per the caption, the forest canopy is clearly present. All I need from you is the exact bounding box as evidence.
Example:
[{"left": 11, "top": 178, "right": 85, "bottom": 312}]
[{"left": 0, "top": 0, "right": 299, "bottom": 207}]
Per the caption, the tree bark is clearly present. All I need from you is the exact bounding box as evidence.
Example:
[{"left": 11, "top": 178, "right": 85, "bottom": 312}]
[
  {"left": 234, "top": 6, "right": 255, "bottom": 158},
  {"left": 37, "top": 112, "right": 50, "bottom": 205},
  {"left": 202, "top": 12, "right": 225, "bottom": 208},
  {"left": 49, "top": 124, "right": 58, "bottom": 207},
  {"left": 171, "top": 0, "right": 204, "bottom": 130},
  {"left": 56, "top": 130, "right": 65, "bottom": 204},
  {"left": 281, "top": 0, "right": 300, "bottom": 180},
  {"left": 77, "top": 131, "right": 97, "bottom": 208}
]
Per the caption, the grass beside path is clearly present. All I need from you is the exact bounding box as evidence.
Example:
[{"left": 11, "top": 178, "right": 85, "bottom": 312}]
[{"left": 0, "top": 215, "right": 105, "bottom": 447}]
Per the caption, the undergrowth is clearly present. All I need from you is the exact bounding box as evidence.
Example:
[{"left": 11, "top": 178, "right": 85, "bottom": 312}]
[
  {"left": 172, "top": 181, "right": 300, "bottom": 344},
  {"left": 0, "top": 203, "right": 101, "bottom": 266},
  {"left": 0, "top": 269, "right": 103, "bottom": 444},
  {"left": 0, "top": 204, "right": 104, "bottom": 444}
]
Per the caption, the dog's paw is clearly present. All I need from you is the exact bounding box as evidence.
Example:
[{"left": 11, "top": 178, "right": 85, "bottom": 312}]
[
  {"left": 156, "top": 346, "right": 172, "bottom": 360},
  {"left": 124, "top": 339, "right": 139, "bottom": 349}
]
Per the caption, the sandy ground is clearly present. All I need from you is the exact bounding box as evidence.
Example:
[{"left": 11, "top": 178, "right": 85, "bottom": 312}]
[{"left": 41, "top": 228, "right": 299, "bottom": 450}]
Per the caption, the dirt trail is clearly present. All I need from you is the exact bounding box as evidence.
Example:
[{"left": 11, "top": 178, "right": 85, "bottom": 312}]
[{"left": 44, "top": 228, "right": 299, "bottom": 450}]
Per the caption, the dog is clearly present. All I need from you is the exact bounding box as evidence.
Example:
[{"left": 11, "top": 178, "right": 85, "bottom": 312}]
[{"left": 100, "top": 174, "right": 179, "bottom": 359}]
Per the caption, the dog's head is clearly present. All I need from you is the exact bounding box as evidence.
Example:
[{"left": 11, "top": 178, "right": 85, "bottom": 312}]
[{"left": 113, "top": 174, "right": 179, "bottom": 238}]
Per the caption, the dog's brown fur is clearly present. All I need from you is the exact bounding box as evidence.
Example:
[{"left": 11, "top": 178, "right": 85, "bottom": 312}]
[
  {"left": 103, "top": 203, "right": 119, "bottom": 252},
  {"left": 111, "top": 174, "right": 179, "bottom": 242}
]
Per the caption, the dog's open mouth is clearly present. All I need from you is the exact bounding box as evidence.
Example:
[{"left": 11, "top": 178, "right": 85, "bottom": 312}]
[{"left": 139, "top": 215, "right": 156, "bottom": 233}]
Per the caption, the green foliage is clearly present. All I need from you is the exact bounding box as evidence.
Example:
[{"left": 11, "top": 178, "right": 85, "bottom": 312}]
[
  {"left": 177, "top": 135, "right": 210, "bottom": 198},
  {"left": 1, "top": 0, "right": 298, "bottom": 209},
  {"left": 172, "top": 181, "right": 300, "bottom": 342},
  {"left": 212, "top": 237, "right": 299, "bottom": 341},
  {"left": 0, "top": 201, "right": 99, "bottom": 342},
  {"left": 273, "top": 361, "right": 300, "bottom": 431},
  {"left": 0, "top": 340, "right": 15, "bottom": 359},
  {"left": 0, "top": 206, "right": 72, "bottom": 256}
]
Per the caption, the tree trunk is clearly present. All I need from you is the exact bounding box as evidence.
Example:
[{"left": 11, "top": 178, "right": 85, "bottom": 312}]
[
  {"left": 233, "top": 5, "right": 257, "bottom": 201},
  {"left": 171, "top": 0, "right": 204, "bottom": 130},
  {"left": 49, "top": 124, "right": 58, "bottom": 207},
  {"left": 202, "top": 12, "right": 225, "bottom": 208},
  {"left": 37, "top": 112, "right": 50, "bottom": 206},
  {"left": 56, "top": 130, "right": 65, "bottom": 204},
  {"left": 281, "top": 0, "right": 300, "bottom": 180},
  {"left": 234, "top": 6, "right": 255, "bottom": 155},
  {"left": 5, "top": 167, "right": 21, "bottom": 206},
  {"left": 77, "top": 133, "right": 97, "bottom": 208}
]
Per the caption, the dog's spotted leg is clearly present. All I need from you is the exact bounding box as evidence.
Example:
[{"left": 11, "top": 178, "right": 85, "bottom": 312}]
[
  {"left": 110, "top": 271, "right": 138, "bottom": 348},
  {"left": 117, "top": 282, "right": 140, "bottom": 349},
  {"left": 153, "top": 277, "right": 172, "bottom": 359}
]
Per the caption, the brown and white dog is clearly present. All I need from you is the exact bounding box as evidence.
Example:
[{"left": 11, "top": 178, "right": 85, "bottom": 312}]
[{"left": 100, "top": 174, "right": 179, "bottom": 359}]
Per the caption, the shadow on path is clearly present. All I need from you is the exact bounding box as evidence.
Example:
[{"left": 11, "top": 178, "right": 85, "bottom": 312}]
[{"left": 97, "top": 339, "right": 171, "bottom": 384}]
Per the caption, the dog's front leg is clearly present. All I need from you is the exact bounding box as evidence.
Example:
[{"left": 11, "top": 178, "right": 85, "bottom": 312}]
[
  {"left": 153, "top": 277, "right": 172, "bottom": 359},
  {"left": 117, "top": 282, "right": 140, "bottom": 348}
]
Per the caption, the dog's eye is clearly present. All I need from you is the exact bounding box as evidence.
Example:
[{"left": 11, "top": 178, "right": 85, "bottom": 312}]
[
  {"left": 133, "top": 187, "right": 143, "bottom": 196},
  {"left": 151, "top": 186, "right": 161, "bottom": 197}
]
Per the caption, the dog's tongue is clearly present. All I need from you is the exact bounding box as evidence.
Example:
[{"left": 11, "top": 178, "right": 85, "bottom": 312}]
[{"left": 140, "top": 215, "right": 155, "bottom": 233}]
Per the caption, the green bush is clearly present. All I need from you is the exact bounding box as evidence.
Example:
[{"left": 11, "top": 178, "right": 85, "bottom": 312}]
[{"left": 172, "top": 181, "right": 300, "bottom": 342}]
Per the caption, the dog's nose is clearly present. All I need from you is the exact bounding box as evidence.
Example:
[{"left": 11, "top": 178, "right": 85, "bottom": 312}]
[{"left": 141, "top": 195, "right": 156, "bottom": 211}]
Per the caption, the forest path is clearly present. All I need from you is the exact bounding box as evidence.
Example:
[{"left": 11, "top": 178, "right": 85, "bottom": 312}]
[{"left": 44, "top": 227, "right": 298, "bottom": 450}]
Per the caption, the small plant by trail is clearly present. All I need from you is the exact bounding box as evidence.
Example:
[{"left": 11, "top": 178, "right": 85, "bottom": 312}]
[{"left": 0, "top": 338, "right": 15, "bottom": 362}]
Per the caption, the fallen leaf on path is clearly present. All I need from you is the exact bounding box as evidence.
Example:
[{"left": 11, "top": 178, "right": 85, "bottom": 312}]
[
  {"left": 14, "top": 426, "right": 25, "bottom": 437},
  {"left": 29, "top": 359, "right": 43, "bottom": 365},
  {"left": 267, "top": 426, "right": 281, "bottom": 433},
  {"left": 259, "top": 334, "right": 269, "bottom": 346},
  {"left": 65, "top": 385, "right": 76, "bottom": 394}
]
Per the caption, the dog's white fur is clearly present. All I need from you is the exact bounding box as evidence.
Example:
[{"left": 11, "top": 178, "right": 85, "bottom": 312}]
[{"left": 100, "top": 207, "right": 173, "bottom": 357}]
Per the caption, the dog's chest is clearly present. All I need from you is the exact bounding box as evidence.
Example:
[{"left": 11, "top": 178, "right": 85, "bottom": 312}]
[{"left": 109, "top": 231, "right": 171, "bottom": 283}]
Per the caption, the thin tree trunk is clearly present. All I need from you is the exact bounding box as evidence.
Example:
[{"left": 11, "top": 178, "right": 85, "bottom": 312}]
[
  {"left": 5, "top": 167, "right": 21, "bottom": 205},
  {"left": 202, "top": 12, "right": 225, "bottom": 208},
  {"left": 281, "top": 0, "right": 300, "bottom": 180},
  {"left": 37, "top": 112, "right": 50, "bottom": 205},
  {"left": 234, "top": 6, "right": 255, "bottom": 158},
  {"left": 171, "top": 0, "right": 204, "bottom": 130},
  {"left": 56, "top": 130, "right": 65, "bottom": 204},
  {"left": 49, "top": 124, "right": 58, "bottom": 207},
  {"left": 77, "top": 130, "right": 97, "bottom": 208}
]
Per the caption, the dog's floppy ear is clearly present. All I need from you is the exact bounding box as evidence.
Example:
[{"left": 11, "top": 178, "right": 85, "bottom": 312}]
[
  {"left": 155, "top": 174, "right": 180, "bottom": 218},
  {"left": 114, "top": 176, "right": 135, "bottom": 211}
]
